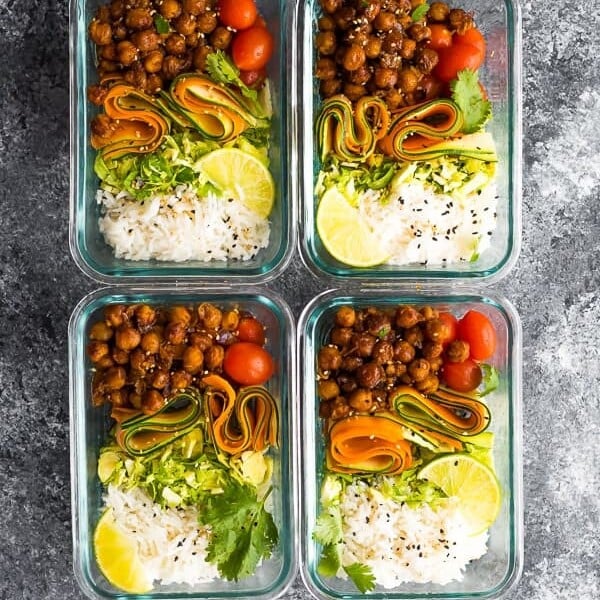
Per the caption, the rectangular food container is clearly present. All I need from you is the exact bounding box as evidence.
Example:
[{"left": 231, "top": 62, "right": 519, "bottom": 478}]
[
  {"left": 293, "top": 0, "right": 522, "bottom": 282},
  {"left": 69, "top": 286, "right": 297, "bottom": 599},
  {"left": 69, "top": 0, "right": 296, "bottom": 283},
  {"left": 298, "top": 288, "right": 523, "bottom": 599}
]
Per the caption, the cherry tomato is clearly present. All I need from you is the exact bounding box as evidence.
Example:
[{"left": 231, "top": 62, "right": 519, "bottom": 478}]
[
  {"left": 231, "top": 25, "right": 274, "bottom": 71},
  {"left": 223, "top": 342, "right": 275, "bottom": 385},
  {"left": 239, "top": 68, "right": 267, "bottom": 89},
  {"left": 428, "top": 24, "right": 452, "bottom": 50},
  {"left": 441, "top": 359, "right": 482, "bottom": 393},
  {"left": 434, "top": 42, "right": 484, "bottom": 82},
  {"left": 237, "top": 317, "right": 266, "bottom": 345},
  {"left": 217, "top": 0, "right": 257, "bottom": 31},
  {"left": 454, "top": 27, "right": 486, "bottom": 61},
  {"left": 457, "top": 310, "right": 497, "bottom": 361},
  {"left": 437, "top": 312, "right": 458, "bottom": 346}
]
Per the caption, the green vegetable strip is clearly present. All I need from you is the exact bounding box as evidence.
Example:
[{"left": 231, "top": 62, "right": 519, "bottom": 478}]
[
  {"left": 316, "top": 94, "right": 390, "bottom": 162},
  {"left": 116, "top": 389, "right": 204, "bottom": 456},
  {"left": 390, "top": 385, "right": 491, "bottom": 438}
]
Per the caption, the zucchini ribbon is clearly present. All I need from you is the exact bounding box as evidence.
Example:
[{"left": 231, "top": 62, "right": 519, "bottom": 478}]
[
  {"left": 326, "top": 414, "right": 413, "bottom": 475},
  {"left": 115, "top": 389, "right": 203, "bottom": 457},
  {"left": 90, "top": 83, "right": 170, "bottom": 161},
  {"left": 202, "top": 374, "right": 278, "bottom": 455},
  {"left": 316, "top": 94, "right": 390, "bottom": 162}
]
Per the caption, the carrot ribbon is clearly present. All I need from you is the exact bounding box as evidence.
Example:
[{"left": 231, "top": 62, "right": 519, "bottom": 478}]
[
  {"left": 326, "top": 414, "right": 413, "bottom": 475},
  {"left": 202, "top": 374, "right": 278, "bottom": 455}
]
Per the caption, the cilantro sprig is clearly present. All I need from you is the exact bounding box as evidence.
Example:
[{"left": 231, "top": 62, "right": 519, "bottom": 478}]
[
  {"left": 411, "top": 2, "right": 430, "bottom": 22},
  {"left": 199, "top": 479, "right": 278, "bottom": 580},
  {"left": 450, "top": 69, "right": 492, "bottom": 134}
]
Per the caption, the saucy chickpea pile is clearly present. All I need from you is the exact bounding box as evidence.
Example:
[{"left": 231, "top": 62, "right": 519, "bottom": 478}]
[
  {"left": 317, "top": 304, "right": 481, "bottom": 421},
  {"left": 316, "top": 0, "right": 475, "bottom": 109},
  {"left": 87, "top": 0, "right": 272, "bottom": 103},
  {"left": 87, "top": 302, "right": 271, "bottom": 415}
]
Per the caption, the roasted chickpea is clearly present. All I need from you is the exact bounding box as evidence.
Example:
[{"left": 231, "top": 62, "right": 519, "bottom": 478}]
[
  {"left": 87, "top": 84, "right": 109, "bottom": 106},
  {"left": 395, "top": 306, "right": 422, "bottom": 329},
  {"left": 111, "top": 347, "right": 130, "bottom": 365},
  {"left": 408, "top": 358, "right": 430, "bottom": 382},
  {"left": 125, "top": 8, "right": 153, "bottom": 30},
  {"left": 189, "top": 331, "right": 213, "bottom": 351},
  {"left": 160, "top": 0, "right": 182, "bottom": 19},
  {"left": 356, "top": 363, "right": 384, "bottom": 389},
  {"left": 420, "top": 306, "right": 439, "bottom": 320},
  {"left": 124, "top": 62, "right": 148, "bottom": 88},
  {"left": 151, "top": 370, "right": 170, "bottom": 389},
  {"left": 205, "top": 345, "right": 225, "bottom": 370},
  {"left": 131, "top": 30, "right": 160, "bottom": 53},
  {"left": 320, "top": 0, "right": 342, "bottom": 14},
  {"left": 183, "top": 346, "right": 204, "bottom": 374},
  {"left": 144, "top": 49, "right": 164, "bottom": 73},
  {"left": 415, "top": 373, "right": 439, "bottom": 394},
  {"left": 171, "top": 370, "right": 193, "bottom": 390},
  {"left": 422, "top": 340, "right": 444, "bottom": 360},
  {"left": 429, "top": 356, "right": 443, "bottom": 372},
  {"left": 183, "top": 0, "right": 206, "bottom": 14},
  {"left": 318, "top": 15, "right": 336, "bottom": 30},
  {"left": 193, "top": 45, "right": 212, "bottom": 70},
  {"left": 399, "top": 37, "right": 417, "bottom": 59},
  {"left": 385, "top": 362, "right": 407, "bottom": 377},
  {"left": 174, "top": 12, "right": 197, "bottom": 35},
  {"left": 89, "top": 321, "right": 113, "bottom": 342},
  {"left": 165, "top": 33, "right": 187, "bottom": 55},
  {"left": 428, "top": 1, "right": 450, "bottom": 22},
  {"left": 404, "top": 325, "right": 424, "bottom": 348},
  {"left": 335, "top": 306, "right": 356, "bottom": 328},
  {"left": 105, "top": 306, "right": 126, "bottom": 328},
  {"left": 210, "top": 26, "right": 232, "bottom": 50},
  {"left": 129, "top": 391, "right": 143, "bottom": 409},
  {"left": 115, "top": 326, "right": 141, "bottom": 351},
  {"left": 197, "top": 11, "right": 217, "bottom": 34},
  {"left": 318, "top": 346, "right": 342, "bottom": 371},
  {"left": 448, "top": 8, "right": 474, "bottom": 34},
  {"left": 316, "top": 31, "right": 337, "bottom": 56},
  {"left": 142, "top": 389, "right": 164, "bottom": 414},
  {"left": 135, "top": 304, "right": 156, "bottom": 330},
  {"left": 99, "top": 43, "right": 118, "bottom": 61},
  {"left": 198, "top": 303, "right": 222, "bottom": 329},
  {"left": 164, "top": 321, "right": 186, "bottom": 345},
  {"left": 374, "top": 67, "right": 397, "bottom": 89},
  {"left": 365, "top": 36, "right": 382, "bottom": 59},
  {"left": 348, "top": 389, "right": 373, "bottom": 412},
  {"left": 107, "top": 389, "right": 128, "bottom": 407},
  {"left": 362, "top": 0, "right": 382, "bottom": 22},
  {"left": 130, "top": 348, "right": 153, "bottom": 372},
  {"left": 96, "top": 356, "right": 115, "bottom": 370},
  {"left": 87, "top": 341, "right": 110, "bottom": 363},
  {"left": 394, "top": 340, "right": 416, "bottom": 364},
  {"left": 423, "top": 318, "right": 449, "bottom": 343},
  {"left": 320, "top": 78, "right": 342, "bottom": 97},
  {"left": 384, "top": 88, "right": 404, "bottom": 109},
  {"left": 103, "top": 366, "right": 127, "bottom": 390},
  {"left": 221, "top": 310, "right": 239, "bottom": 331},
  {"left": 333, "top": 6, "right": 356, "bottom": 30},
  {"left": 316, "top": 57, "right": 337, "bottom": 80},
  {"left": 330, "top": 327, "right": 353, "bottom": 346},
  {"left": 341, "top": 356, "right": 363, "bottom": 372},
  {"left": 140, "top": 330, "right": 161, "bottom": 354},
  {"left": 353, "top": 332, "right": 376, "bottom": 358},
  {"left": 319, "top": 400, "right": 333, "bottom": 419},
  {"left": 343, "top": 82, "right": 367, "bottom": 101},
  {"left": 330, "top": 396, "right": 351, "bottom": 420},
  {"left": 89, "top": 20, "right": 112, "bottom": 46},
  {"left": 408, "top": 23, "right": 431, "bottom": 42},
  {"left": 373, "top": 11, "right": 395, "bottom": 31},
  {"left": 113, "top": 23, "right": 127, "bottom": 41},
  {"left": 337, "top": 373, "right": 358, "bottom": 394},
  {"left": 416, "top": 48, "right": 439, "bottom": 73},
  {"left": 372, "top": 341, "right": 394, "bottom": 364},
  {"left": 446, "top": 340, "right": 470, "bottom": 363},
  {"left": 382, "top": 30, "right": 404, "bottom": 54},
  {"left": 342, "top": 44, "right": 366, "bottom": 71},
  {"left": 318, "top": 379, "right": 340, "bottom": 400},
  {"left": 109, "top": 0, "right": 126, "bottom": 19},
  {"left": 398, "top": 68, "right": 419, "bottom": 93},
  {"left": 162, "top": 55, "right": 186, "bottom": 79}
]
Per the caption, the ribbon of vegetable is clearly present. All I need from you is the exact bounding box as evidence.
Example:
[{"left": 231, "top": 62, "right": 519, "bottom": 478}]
[
  {"left": 168, "top": 74, "right": 265, "bottom": 142},
  {"left": 316, "top": 94, "right": 390, "bottom": 162},
  {"left": 90, "top": 83, "right": 170, "bottom": 161},
  {"left": 389, "top": 385, "right": 491, "bottom": 450},
  {"left": 114, "top": 388, "right": 203, "bottom": 456},
  {"left": 377, "top": 98, "right": 470, "bottom": 161},
  {"left": 326, "top": 414, "right": 413, "bottom": 475},
  {"left": 202, "top": 374, "right": 278, "bottom": 455}
]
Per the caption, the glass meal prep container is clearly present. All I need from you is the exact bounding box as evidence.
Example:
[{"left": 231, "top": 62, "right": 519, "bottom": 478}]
[
  {"left": 69, "top": 287, "right": 297, "bottom": 600},
  {"left": 293, "top": 0, "right": 522, "bottom": 281},
  {"left": 298, "top": 288, "right": 523, "bottom": 599},
  {"left": 69, "top": 0, "right": 296, "bottom": 283}
]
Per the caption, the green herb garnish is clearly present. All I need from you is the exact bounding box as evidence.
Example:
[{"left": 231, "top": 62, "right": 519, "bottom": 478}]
[
  {"left": 411, "top": 2, "right": 430, "bottom": 21},
  {"left": 450, "top": 69, "right": 492, "bottom": 134},
  {"left": 343, "top": 562, "right": 376, "bottom": 593},
  {"left": 154, "top": 14, "right": 170, "bottom": 34}
]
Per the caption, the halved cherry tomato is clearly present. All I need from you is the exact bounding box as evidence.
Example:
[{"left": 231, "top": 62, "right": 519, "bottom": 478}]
[
  {"left": 454, "top": 27, "right": 486, "bottom": 61},
  {"left": 217, "top": 0, "right": 257, "bottom": 31},
  {"left": 231, "top": 26, "right": 274, "bottom": 71},
  {"left": 237, "top": 317, "right": 266, "bottom": 345},
  {"left": 437, "top": 312, "right": 458, "bottom": 346},
  {"left": 223, "top": 342, "right": 274, "bottom": 385},
  {"left": 441, "top": 359, "right": 482, "bottom": 393},
  {"left": 428, "top": 24, "right": 453, "bottom": 50},
  {"left": 457, "top": 310, "right": 497, "bottom": 361},
  {"left": 239, "top": 68, "right": 267, "bottom": 89},
  {"left": 434, "top": 42, "right": 484, "bottom": 82}
]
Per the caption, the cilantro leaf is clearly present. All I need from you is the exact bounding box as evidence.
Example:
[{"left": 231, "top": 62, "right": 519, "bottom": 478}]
[
  {"left": 450, "top": 69, "right": 492, "bottom": 134},
  {"left": 153, "top": 14, "right": 170, "bottom": 34},
  {"left": 317, "top": 543, "right": 341, "bottom": 577},
  {"left": 205, "top": 50, "right": 264, "bottom": 116},
  {"left": 480, "top": 364, "right": 499, "bottom": 396},
  {"left": 344, "top": 562, "right": 376, "bottom": 593},
  {"left": 411, "top": 2, "right": 430, "bottom": 21},
  {"left": 199, "top": 479, "right": 278, "bottom": 580},
  {"left": 313, "top": 507, "right": 343, "bottom": 546}
]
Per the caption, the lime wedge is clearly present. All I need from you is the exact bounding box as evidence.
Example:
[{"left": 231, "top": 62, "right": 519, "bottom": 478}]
[
  {"left": 418, "top": 453, "right": 501, "bottom": 535},
  {"left": 94, "top": 509, "right": 153, "bottom": 594},
  {"left": 97, "top": 451, "right": 121, "bottom": 484},
  {"left": 198, "top": 148, "right": 275, "bottom": 218},
  {"left": 316, "top": 188, "right": 390, "bottom": 267}
]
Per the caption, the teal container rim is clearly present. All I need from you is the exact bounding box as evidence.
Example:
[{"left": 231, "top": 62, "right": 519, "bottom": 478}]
[
  {"left": 68, "top": 285, "right": 299, "bottom": 600},
  {"left": 297, "top": 287, "right": 524, "bottom": 600},
  {"left": 69, "top": 0, "right": 297, "bottom": 285},
  {"left": 293, "top": 0, "right": 523, "bottom": 284}
]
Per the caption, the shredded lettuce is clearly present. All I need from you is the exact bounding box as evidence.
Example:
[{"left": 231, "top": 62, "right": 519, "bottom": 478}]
[{"left": 379, "top": 466, "right": 447, "bottom": 508}]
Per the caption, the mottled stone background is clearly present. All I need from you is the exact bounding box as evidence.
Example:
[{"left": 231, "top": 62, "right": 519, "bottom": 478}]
[{"left": 0, "top": 0, "right": 598, "bottom": 598}]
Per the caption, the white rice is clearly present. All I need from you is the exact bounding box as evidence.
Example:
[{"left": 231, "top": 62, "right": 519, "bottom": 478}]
[
  {"left": 338, "top": 480, "right": 488, "bottom": 588},
  {"left": 359, "top": 180, "right": 497, "bottom": 266},
  {"left": 97, "top": 186, "right": 270, "bottom": 262},
  {"left": 104, "top": 484, "right": 219, "bottom": 586}
]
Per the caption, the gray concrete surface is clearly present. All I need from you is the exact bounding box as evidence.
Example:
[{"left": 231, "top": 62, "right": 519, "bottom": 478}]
[{"left": 0, "top": 0, "right": 598, "bottom": 598}]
